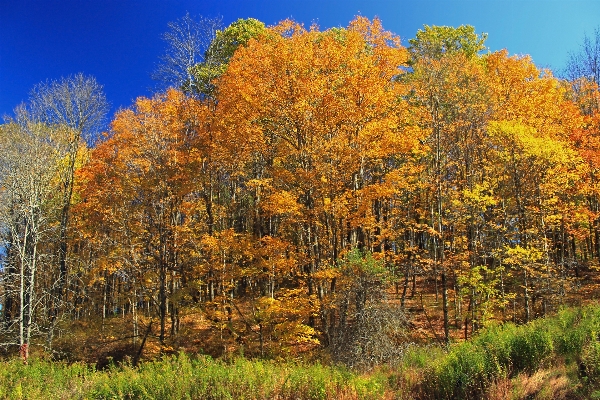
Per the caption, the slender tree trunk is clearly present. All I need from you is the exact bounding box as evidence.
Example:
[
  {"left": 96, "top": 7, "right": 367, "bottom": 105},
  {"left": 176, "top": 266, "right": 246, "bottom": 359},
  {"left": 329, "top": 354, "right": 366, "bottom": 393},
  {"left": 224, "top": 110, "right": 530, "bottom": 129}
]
[
  {"left": 524, "top": 268, "right": 530, "bottom": 323},
  {"left": 159, "top": 262, "right": 167, "bottom": 343}
]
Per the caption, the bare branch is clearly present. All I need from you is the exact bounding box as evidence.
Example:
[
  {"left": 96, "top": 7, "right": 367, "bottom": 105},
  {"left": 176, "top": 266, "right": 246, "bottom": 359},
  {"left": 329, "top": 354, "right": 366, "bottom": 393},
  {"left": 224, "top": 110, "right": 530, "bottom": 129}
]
[
  {"left": 153, "top": 12, "right": 223, "bottom": 93},
  {"left": 28, "top": 73, "right": 109, "bottom": 145},
  {"left": 565, "top": 26, "right": 600, "bottom": 84}
]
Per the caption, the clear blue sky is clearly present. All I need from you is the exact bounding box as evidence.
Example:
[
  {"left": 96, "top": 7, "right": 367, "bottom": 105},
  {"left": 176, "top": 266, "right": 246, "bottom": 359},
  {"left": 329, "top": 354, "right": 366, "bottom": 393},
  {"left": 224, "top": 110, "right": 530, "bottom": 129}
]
[{"left": 1, "top": 0, "right": 599, "bottom": 122}]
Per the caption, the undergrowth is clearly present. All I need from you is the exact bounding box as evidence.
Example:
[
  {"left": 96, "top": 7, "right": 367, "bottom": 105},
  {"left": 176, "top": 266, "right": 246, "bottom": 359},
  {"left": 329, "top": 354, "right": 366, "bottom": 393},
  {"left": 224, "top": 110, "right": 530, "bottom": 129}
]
[
  {"left": 0, "top": 353, "right": 386, "bottom": 400},
  {"left": 3, "top": 304, "right": 600, "bottom": 399},
  {"left": 394, "top": 303, "right": 600, "bottom": 399}
]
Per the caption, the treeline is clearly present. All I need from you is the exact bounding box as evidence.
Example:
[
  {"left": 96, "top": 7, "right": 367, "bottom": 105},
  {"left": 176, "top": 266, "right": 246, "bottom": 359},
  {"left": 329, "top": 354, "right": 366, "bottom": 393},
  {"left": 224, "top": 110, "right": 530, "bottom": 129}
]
[{"left": 1, "top": 17, "right": 600, "bottom": 363}]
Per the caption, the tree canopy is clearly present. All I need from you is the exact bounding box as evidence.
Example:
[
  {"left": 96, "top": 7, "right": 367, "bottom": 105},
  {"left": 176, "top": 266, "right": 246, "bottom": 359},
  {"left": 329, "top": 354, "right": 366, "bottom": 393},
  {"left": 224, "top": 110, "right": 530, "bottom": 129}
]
[{"left": 1, "top": 17, "right": 599, "bottom": 365}]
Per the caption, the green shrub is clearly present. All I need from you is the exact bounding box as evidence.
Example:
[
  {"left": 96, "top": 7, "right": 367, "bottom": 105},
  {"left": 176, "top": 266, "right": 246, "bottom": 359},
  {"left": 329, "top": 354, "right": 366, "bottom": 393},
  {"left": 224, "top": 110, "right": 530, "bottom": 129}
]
[
  {"left": 420, "top": 315, "right": 558, "bottom": 398},
  {"left": 509, "top": 323, "right": 554, "bottom": 373},
  {"left": 582, "top": 338, "right": 600, "bottom": 384},
  {"left": 473, "top": 322, "right": 516, "bottom": 374},
  {"left": 553, "top": 307, "right": 600, "bottom": 360},
  {"left": 401, "top": 344, "right": 444, "bottom": 370},
  {"left": 84, "top": 352, "right": 387, "bottom": 399}
]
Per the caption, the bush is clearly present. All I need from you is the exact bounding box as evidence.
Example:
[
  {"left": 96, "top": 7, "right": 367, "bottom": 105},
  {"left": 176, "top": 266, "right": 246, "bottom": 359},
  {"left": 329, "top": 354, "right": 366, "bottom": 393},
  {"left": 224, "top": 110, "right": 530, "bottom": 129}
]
[
  {"left": 327, "top": 249, "right": 410, "bottom": 371},
  {"left": 509, "top": 323, "right": 554, "bottom": 373},
  {"left": 582, "top": 338, "right": 600, "bottom": 384},
  {"left": 420, "top": 316, "right": 556, "bottom": 399}
]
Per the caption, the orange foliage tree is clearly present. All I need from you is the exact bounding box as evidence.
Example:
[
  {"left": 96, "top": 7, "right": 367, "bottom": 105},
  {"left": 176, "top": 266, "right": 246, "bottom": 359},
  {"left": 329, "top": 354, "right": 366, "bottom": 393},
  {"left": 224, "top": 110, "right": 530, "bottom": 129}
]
[
  {"left": 74, "top": 90, "right": 209, "bottom": 343},
  {"left": 63, "top": 18, "right": 598, "bottom": 360},
  {"left": 214, "top": 17, "right": 419, "bottom": 346}
]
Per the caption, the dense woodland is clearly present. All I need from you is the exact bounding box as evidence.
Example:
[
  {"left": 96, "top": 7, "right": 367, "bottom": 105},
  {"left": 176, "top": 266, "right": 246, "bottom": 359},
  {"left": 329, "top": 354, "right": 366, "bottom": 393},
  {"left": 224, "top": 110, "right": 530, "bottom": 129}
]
[{"left": 1, "top": 16, "right": 600, "bottom": 367}]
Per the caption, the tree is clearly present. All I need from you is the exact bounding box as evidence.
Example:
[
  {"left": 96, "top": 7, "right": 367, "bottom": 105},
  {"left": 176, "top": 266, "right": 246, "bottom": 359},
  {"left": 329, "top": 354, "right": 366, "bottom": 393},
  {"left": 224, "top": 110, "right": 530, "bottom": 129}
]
[
  {"left": 27, "top": 17, "right": 596, "bottom": 362},
  {"left": 486, "top": 119, "right": 582, "bottom": 322},
  {"left": 408, "top": 25, "right": 487, "bottom": 62},
  {"left": 216, "top": 17, "right": 418, "bottom": 348},
  {"left": 324, "top": 249, "right": 408, "bottom": 370},
  {"left": 153, "top": 13, "right": 223, "bottom": 94},
  {"left": 75, "top": 90, "right": 207, "bottom": 343},
  {"left": 407, "top": 24, "right": 489, "bottom": 342},
  {"left": 0, "top": 108, "right": 68, "bottom": 362},
  {"left": 28, "top": 74, "right": 108, "bottom": 336},
  {"left": 29, "top": 73, "right": 108, "bottom": 145},
  {"left": 565, "top": 74, "right": 600, "bottom": 271},
  {"left": 189, "top": 18, "right": 265, "bottom": 98},
  {"left": 565, "top": 27, "right": 600, "bottom": 85}
]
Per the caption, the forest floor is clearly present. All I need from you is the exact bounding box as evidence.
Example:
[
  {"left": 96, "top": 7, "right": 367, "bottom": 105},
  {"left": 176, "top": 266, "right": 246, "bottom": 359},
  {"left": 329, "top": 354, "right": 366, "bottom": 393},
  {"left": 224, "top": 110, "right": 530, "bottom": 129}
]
[{"left": 45, "top": 267, "right": 600, "bottom": 371}]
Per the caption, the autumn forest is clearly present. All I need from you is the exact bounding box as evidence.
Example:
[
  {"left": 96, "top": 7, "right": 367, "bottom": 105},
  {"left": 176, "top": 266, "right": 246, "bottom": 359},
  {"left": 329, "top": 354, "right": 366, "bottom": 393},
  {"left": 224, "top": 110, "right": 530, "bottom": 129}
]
[{"left": 2, "top": 15, "right": 600, "bottom": 380}]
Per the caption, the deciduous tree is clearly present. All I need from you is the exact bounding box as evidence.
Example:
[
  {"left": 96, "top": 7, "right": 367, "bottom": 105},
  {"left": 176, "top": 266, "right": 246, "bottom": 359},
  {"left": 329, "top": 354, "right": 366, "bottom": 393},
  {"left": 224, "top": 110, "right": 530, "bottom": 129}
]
[{"left": 0, "top": 109, "right": 70, "bottom": 362}]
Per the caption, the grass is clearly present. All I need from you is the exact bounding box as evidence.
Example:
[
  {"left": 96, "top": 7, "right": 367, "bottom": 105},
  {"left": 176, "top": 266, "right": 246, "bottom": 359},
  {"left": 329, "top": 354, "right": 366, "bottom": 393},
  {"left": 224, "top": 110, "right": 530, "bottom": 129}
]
[
  {"left": 4, "top": 304, "right": 600, "bottom": 399},
  {"left": 392, "top": 303, "right": 600, "bottom": 399},
  {"left": 0, "top": 353, "right": 387, "bottom": 400}
]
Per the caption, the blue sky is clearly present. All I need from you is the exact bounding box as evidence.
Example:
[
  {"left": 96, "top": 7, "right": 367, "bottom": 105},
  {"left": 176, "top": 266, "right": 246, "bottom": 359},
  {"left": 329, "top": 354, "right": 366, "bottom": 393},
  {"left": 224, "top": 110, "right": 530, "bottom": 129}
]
[{"left": 1, "top": 0, "right": 599, "bottom": 122}]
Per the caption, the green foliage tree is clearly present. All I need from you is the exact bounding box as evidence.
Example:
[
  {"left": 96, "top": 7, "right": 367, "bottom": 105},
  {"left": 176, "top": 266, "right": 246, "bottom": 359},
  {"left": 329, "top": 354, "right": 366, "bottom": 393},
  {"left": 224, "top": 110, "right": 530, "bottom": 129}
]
[
  {"left": 189, "top": 18, "right": 266, "bottom": 98},
  {"left": 408, "top": 24, "right": 487, "bottom": 62}
]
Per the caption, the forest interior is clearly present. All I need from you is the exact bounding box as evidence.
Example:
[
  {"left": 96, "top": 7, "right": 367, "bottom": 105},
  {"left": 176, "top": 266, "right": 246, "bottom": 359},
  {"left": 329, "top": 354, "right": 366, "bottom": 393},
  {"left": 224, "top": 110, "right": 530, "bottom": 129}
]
[{"left": 2, "top": 13, "right": 600, "bottom": 399}]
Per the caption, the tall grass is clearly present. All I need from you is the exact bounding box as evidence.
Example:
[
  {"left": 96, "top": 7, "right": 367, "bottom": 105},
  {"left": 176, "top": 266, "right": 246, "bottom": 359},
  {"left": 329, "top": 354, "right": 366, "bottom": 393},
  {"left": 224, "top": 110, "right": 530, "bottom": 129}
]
[
  {"left": 0, "top": 357, "right": 94, "bottom": 399},
  {"left": 411, "top": 304, "right": 600, "bottom": 399},
  {"left": 3, "top": 304, "right": 600, "bottom": 399},
  {"left": 0, "top": 353, "right": 386, "bottom": 400}
]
